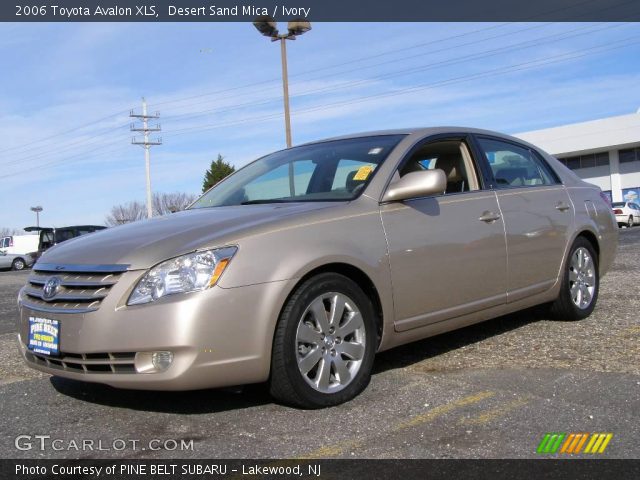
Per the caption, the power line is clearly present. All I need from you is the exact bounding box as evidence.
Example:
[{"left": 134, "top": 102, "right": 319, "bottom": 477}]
[
  {"left": 161, "top": 35, "right": 640, "bottom": 139},
  {"left": 0, "top": 24, "right": 514, "bottom": 161},
  {"left": 149, "top": 0, "right": 638, "bottom": 112},
  {"left": 1, "top": 125, "right": 130, "bottom": 168},
  {"left": 0, "top": 141, "right": 131, "bottom": 180},
  {"left": 2, "top": 0, "right": 633, "bottom": 159},
  {"left": 159, "top": 22, "right": 629, "bottom": 124},
  {"left": 0, "top": 110, "right": 129, "bottom": 157},
  {"left": 14, "top": 31, "right": 639, "bottom": 180},
  {"left": 5, "top": 17, "right": 636, "bottom": 178},
  {"left": 0, "top": 22, "right": 572, "bottom": 165}
]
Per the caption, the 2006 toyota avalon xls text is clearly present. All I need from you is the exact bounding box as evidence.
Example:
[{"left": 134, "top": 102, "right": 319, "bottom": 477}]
[{"left": 18, "top": 128, "right": 617, "bottom": 408}]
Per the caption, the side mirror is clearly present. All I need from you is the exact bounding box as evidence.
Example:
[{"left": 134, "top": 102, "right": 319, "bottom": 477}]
[{"left": 382, "top": 169, "right": 447, "bottom": 202}]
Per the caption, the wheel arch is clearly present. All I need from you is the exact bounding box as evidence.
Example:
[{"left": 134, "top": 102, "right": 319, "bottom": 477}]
[
  {"left": 12, "top": 256, "right": 27, "bottom": 267},
  {"left": 281, "top": 262, "right": 385, "bottom": 348},
  {"left": 575, "top": 230, "right": 600, "bottom": 258}
]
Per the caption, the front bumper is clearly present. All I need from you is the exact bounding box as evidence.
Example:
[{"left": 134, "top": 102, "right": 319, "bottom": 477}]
[{"left": 18, "top": 273, "right": 294, "bottom": 390}]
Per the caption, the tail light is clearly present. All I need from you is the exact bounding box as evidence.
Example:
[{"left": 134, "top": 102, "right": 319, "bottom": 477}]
[
  {"left": 599, "top": 191, "right": 611, "bottom": 207},
  {"left": 613, "top": 209, "right": 623, "bottom": 214}
]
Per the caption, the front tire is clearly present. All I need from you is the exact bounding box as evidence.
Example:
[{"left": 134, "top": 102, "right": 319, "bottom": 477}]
[
  {"left": 270, "top": 273, "right": 377, "bottom": 408},
  {"left": 550, "top": 237, "right": 599, "bottom": 321},
  {"left": 12, "top": 258, "right": 26, "bottom": 271}
]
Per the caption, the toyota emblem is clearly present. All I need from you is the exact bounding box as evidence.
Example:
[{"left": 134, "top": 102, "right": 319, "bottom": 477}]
[{"left": 43, "top": 277, "right": 62, "bottom": 300}]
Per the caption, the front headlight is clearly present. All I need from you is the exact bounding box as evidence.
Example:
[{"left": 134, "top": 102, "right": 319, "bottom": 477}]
[{"left": 127, "top": 246, "right": 237, "bottom": 305}]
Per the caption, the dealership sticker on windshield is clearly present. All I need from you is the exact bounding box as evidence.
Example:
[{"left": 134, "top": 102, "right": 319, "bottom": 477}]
[
  {"left": 27, "top": 317, "right": 60, "bottom": 356},
  {"left": 353, "top": 165, "right": 374, "bottom": 181}
]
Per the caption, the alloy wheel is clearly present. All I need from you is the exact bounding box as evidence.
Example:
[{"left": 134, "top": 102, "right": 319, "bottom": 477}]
[
  {"left": 295, "top": 292, "right": 366, "bottom": 393},
  {"left": 568, "top": 247, "right": 596, "bottom": 309}
]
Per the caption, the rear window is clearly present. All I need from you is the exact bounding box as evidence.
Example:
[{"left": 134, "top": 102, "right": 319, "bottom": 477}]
[{"left": 612, "top": 202, "right": 626, "bottom": 208}]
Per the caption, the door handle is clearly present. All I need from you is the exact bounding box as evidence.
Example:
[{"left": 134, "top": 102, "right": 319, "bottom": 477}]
[
  {"left": 479, "top": 211, "right": 501, "bottom": 223},
  {"left": 555, "top": 202, "right": 571, "bottom": 212}
]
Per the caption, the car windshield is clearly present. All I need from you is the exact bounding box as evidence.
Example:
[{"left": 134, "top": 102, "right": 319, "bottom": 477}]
[
  {"left": 190, "top": 135, "right": 405, "bottom": 208},
  {"left": 612, "top": 202, "right": 626, "bottom": 207}
]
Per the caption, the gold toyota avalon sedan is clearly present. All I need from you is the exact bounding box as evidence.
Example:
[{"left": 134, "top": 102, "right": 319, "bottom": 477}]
[{"left": 18, "top": 128, "right": 618, "bottom": 408}]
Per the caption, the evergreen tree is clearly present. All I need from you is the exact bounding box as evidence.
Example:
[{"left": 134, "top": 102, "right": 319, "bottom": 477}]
[{"left": 202, "top": 154, "right": 235, "bottom": 192}]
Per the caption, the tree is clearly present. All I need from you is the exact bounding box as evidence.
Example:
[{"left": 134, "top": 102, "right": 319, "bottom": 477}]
[
  {"left": 0, "top": 227, "right": 23, "bottom": 237},
  {"left": 104, "top": 192, "right": 198, "bottom": 226},
  {"left": 202, "top": 154, "right": 235, "bottom": 192},
  {"left": 153, "top": 191, "right": 197, "bottom": 215},
  {"left": 104, "top": 201, "right": 147, "bottom": 226}
]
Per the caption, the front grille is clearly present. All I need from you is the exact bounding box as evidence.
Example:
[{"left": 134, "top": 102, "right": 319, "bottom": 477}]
[
  {"left": 24, "top": 350, "right": 136, "bottom": 374},
  {"left": 21, "top": 264, "right": 128, "bottom": 314}
]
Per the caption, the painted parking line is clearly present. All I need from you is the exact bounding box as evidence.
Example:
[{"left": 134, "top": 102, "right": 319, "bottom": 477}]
[
  {"left": 297, "top": 391, "right": 495, "bottom": 459},
  {"left": 457, "top": 397, "right": 530, "bottom": 426},
  {"left": 392, "top": 391, "right": 495, "bottom": 431}
]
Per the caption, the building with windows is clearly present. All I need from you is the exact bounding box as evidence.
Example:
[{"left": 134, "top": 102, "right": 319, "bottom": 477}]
[{"left": 516, "top": 109, "right": 640, "bottom": 203}]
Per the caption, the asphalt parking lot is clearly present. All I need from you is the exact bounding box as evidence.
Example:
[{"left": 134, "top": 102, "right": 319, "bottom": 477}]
[{"left": 1, "top": 228, "right": 638, "bottom": 459}]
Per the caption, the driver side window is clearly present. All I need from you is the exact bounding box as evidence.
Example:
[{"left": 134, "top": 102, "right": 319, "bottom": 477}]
[{"left": 398, "top": 140, "right": 480, "bottom": 194}]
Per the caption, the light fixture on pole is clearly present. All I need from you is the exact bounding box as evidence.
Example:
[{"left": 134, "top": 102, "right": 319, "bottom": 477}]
[
  {"left": 253, "top": 16, "right": 311, "bottom": 149},
  {"left": 30, "top": 206, "right": 43, "bottom": 229}
]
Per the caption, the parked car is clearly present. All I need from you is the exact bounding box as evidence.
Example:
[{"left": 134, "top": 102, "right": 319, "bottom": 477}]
[
  {"left": 0, "top": 250, "right": 34, "bottom": 271},
  {"left": 24, "top": 225, "right": 107, "bottom": 259},
  {"left": 611, "top": 201, "right": 640, "bottom": 228},
  {"left": 0, "top": 234, "right": 39, "bottom": 256},
  {"left": 17, "top": 128, "right": 617, "bottom": 408}
]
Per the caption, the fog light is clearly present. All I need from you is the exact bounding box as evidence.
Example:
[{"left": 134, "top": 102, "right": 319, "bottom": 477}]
[
  {"left": 152, "top": 351, "right": 173, "bottom": 371},
  {"left": 134, "top": 351, "right": 174, "bottom": 373}
]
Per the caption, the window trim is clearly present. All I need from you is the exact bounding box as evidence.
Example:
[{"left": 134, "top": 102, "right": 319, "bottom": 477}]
[
  {"left": 380, "top": 133, "right": 489, "bottom": 203},
  {"left": 471, "top": 134, "right": 562, "bottom": 190}
]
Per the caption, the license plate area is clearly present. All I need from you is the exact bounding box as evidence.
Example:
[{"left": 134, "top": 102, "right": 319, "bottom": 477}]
[{"left": 27, "top": 316, "right": 60, "bottom": 356}]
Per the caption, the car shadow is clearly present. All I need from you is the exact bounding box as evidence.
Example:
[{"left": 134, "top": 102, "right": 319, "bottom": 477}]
[
  {"left": 373, "top": 304, "right": 548, "bottom": 374},
  {"left": 50, "top": 305, "right": 549, "bottom": 412},
  {"left": 50, "top": 377, "right": 272, "bottom": 414}
]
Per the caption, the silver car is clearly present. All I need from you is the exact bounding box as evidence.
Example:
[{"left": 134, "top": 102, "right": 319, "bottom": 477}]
[
  {"left": 0, "top": 251, "right": 33, "bottom": 271},
  {"left": 17, "top": 128, "right": 618, "bottom": 408}
]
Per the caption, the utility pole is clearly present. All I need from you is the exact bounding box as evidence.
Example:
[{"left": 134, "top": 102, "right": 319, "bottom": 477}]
[{"left": 130, "top": 98, "right": 161, "bottom": 219}]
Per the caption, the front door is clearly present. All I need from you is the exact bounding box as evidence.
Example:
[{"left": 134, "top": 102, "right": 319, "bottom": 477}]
[{"left": 380, "top": 138, "right": 508, "bottom": 332}]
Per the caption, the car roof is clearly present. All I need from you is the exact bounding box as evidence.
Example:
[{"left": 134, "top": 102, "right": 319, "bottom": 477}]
[{"left": 298, "top": 127, "right": 529, "bottom": 146}]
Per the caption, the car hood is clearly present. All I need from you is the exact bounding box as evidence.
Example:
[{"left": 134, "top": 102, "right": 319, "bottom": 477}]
[{"left": 38, "top": 203, "right": 339, "bottom": 270}]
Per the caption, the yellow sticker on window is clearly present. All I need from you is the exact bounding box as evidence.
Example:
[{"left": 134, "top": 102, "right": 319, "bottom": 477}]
[{"left": 353, "top": 165, "right": 373, "bottom": 181}]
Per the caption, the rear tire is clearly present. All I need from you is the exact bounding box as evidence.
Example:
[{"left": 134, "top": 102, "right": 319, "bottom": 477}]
[
  {"left": 628, "top": 216, "right": 634, "bottom": 228},
  {"left": 550, "top": 237, "right": 599, "bottom": 321},
  {"left": 269, "top": 273, "right": 377, "bottom": 408},
  {"left": 12, "top": 258, "right": 26, "bottom": 271}
]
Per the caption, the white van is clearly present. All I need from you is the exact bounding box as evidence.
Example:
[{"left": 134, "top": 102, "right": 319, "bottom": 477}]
[{"left": 0, "top": 235, "right": 39, "bottom": 255}]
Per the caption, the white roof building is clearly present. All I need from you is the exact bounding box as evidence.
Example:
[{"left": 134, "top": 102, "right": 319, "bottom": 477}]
[{"left": 516, "top": 109, "right": 640, "bottom": 203}]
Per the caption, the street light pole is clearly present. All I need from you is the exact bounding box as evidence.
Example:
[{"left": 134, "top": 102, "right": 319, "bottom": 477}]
[
  {"left": 279, "top": 37, "right": 292, "bottom": 148},
  {"left": 30, "top": 206, "right": 43, "bottom": 229},
  {"left": 253, "top": 17, "right": 311, "bottom": 149}
]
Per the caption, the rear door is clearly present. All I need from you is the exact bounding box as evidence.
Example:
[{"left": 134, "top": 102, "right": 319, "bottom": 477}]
[
  {"left": 632, "top": 203, "right": 640, "bottom": 223},
  {"left": 380, "top": 135, "right": 508, "bottom": 332},
  {"left": 473, "top": 136, "right": 574, "bottom": 302}
]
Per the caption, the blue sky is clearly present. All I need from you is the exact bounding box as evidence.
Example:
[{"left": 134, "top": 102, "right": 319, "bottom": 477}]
[{"left": 1, "top": 22, "right": 640, "bottom": 229}]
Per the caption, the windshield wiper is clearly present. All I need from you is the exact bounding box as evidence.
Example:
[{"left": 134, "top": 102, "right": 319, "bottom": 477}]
[{"left": 240, "top": 199, "right": 294, "bottom": 205}]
